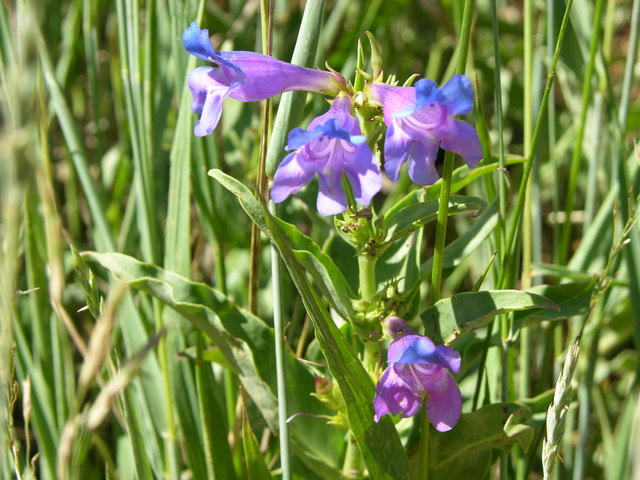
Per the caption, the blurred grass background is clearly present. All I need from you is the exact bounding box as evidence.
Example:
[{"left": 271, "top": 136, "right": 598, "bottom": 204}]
[{"left": 1, "top": 0, "right": 639, "bottom": 478}]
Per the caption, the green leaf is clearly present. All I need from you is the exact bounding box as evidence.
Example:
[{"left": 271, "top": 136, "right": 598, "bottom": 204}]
[
  {"left": 382, "top": 195, "right": 486, "bottom": 248},
  {"left": 273, "top": 217, "right": 356, "bottom": 320},
  {"left": 84, "top": 251, "right": 344, "bottom": 473},
  {"left": 420, "top": 290, "right": 560, "bottom": 344},
  {"left": 423, "top": 156, "right": 526, "bottom": 202},
  {"left": 208, "top": 169, "right": 412, "bottom": 479},
  {"left": 513, "top": 279, "right": 596, "bottom": 326},
  {"left": 264, "top": 211, "right": 412, "bottom": 480},
  {"left": 210, "top": 169, "right": 356, "bottom": 320},
  {"left": 242, "top": 406, "right": 274, "bottom": 480},
  {"left": 84, "top": 251, "right": 280, "bottom": 421},
  {"left": 417, "top": 200, "right": 498, "bottom": 281},
  {"left": 430, "top": 403, "right": 534, "bottom": 480}
]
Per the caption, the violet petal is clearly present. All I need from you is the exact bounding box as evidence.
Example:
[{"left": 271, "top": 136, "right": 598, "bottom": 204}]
[
  {"left": 425, "top": 372, "right": 462, "bottom": 432},
  {"left": 374, "top": 368, "right": 423, "bottom": 422}
]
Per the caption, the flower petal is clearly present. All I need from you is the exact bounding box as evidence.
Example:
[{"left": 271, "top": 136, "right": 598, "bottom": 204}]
[
  {"left": 387, "top": 335, "right": 438, "bottom": 364},
  {"left": 406, "top": 138, "right": 440, "bottom": 186},
  {"left": 345, "top": 144, "right": 381, "bottom": 207},
  {"left": 374, "top": 368, "right": 423, "bottom": 422},
  {"left": 193, "top": 88, "right": 231, "bottom": 137},
  {"left": 425, "top": 373, "right": 462, "bottom": 432},
  {"left": 270, "top": 151, "right": 315, "bottom": 203},
  {"left": 316, "top": 171, "right": 348, "bottom": 216},
  {"left": 436, "top": 118, "right": 483, "bottom": 168},
  {"left": 286, "top": 126, "right": 327, "bottom": 151},
  {"left": 435, "top": 345, "right": 462, "bottom": 374},
  {"left": 383, "top": 121, "right": 414, "bottom": 181},
  {"left": 182, "top": 22, "right": 219, "bottom": 62},
  {"left": 437, "top": 74, "right": 474, "bottom": 115},
  {"left": 384, "top": 317, "right": 419, "bottom": 339},
  {"left": 414, "top": 78, "right": 440, "bottom": 112}
]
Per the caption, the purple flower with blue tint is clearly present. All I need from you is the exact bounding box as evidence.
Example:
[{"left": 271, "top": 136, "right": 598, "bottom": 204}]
[
  {"left": 271, "top": 96, "right": 381, "bottom": 216},
  {"left": 374, "top": 317, "right": 462, "bottom": 432},
  {"left": 368, "top": 74, "right": 482, "bottom": 186},
  {"left": 183, "top": 22, "right": 344, "bottom": 136}
]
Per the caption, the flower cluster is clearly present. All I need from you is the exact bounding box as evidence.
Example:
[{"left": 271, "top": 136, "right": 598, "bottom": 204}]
[
  {"left": 183, "top": 23, "right": 482, "bottom": 216},
  {"left": 374, "top": 317, "right": 462, "bottom": 432}
]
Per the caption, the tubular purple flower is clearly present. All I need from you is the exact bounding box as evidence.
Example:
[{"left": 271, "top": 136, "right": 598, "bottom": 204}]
[
  {"left": 183, "top": 22, "right": 345, "bottom": 136},
  {"left": 270, "top": 96, "right": 382, "bottom": 216},
  {"left": 374, "top": 317, "right": 462, "bottom": 432},
  {"left": 367, "top": 74, "right": 482, "bottom": 186}
]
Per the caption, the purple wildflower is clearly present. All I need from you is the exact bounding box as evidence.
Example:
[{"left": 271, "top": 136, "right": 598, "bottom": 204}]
[
  {"left": 367, "top": 74, "right": 482, "bottom": 186},
  {"left": 183, "top": 23, "right": 344, "bottom": 136},
  {"left": 373, "top": 317, "right": 462, "bottom": 432},
  {"left": 271, "top": 96, "right": 382, "bottom": 216}
]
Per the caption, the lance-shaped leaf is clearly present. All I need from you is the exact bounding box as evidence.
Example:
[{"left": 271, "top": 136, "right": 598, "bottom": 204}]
[
  {"left": 84, "top": 252, "right": 279, "bottom": 421},
  {"left": 210, "top": 168, "right": 356, "bottom": 320},
  {"left": 428, "top": 403, "right": 534, "bottom": 480},
  {"left": 513, "top": 279, "right": 596, "bottom": 326},
  {"left": 83, "top": 252, "right": 344, "bottom": 472},
  {"left": 420, "top": 290, "right": 559, "bottom": 344},
  {"left": 272, "top": 216, "right": 356, "bottom": 320},
  {"left": 209, "top": 168, "right": 412, "bottom": 480},
  {"left": 382, "top": 195, "right": 486, "bottom": 249}
]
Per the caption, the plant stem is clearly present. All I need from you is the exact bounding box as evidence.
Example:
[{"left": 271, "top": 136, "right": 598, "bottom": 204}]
[
  {"left": 429, "top": 0, "right": 475, "bottom": 305},
  {"left": 419, "top": 414, "right": 431, "bottom": 480},
  {"left": 558, "top": 0, "right": 605, "bottom": 264},
  {"left": 270, "top": 203, "right": 291, "bottom": 480},
  {"left": 358, "top": 253, "right": 378, "bottom": 301},
  {"left": 498, "top": 0, "right": 574, "bottom": 288}
]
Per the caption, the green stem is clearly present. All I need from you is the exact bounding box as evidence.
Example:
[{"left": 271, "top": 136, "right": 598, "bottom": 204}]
[
  {"left": 558, "top": 0, "right": 605, "bottom": 264},
  {"left": 419, "top": 414, "right": 430, "bottom": 480},
  {"left": 429, "top": 0, "right": 475, "bottom": 305},
  {"left": 155, "top": 302, "right": 179, "bottom": 479},
  {"left": 342, "top": 435, "right": 363, "bottom": 478},
  {"left": 489, "top": 0, "right": 507, "bottom": 260},
  {"left": 498, "top": 0, "right": 574, "bottom": 289},
  {"left": 358, "top": 253, "right": 377, "bottom": 301},
  {"left": 343, "top": 246, "right": 380, "bottom": 477},
  {"left": 270, "top": 202, "right": 291, "bottom": 480}
]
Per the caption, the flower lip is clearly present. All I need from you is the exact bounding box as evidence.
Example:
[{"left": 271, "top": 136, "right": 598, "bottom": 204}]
[
  {"left": 373, "top": 319, "right": 463, "bottom": 431},
  {"left": 270, "top": 95, "right": 381, "bottom": 216},
  {"left": 367, "top": 74, "right": 482, "bottom": 186},
  {"left": 182, "top": 22, "right": 245, "bottom": 84},
  {"left": 183, "top": 23, "right": 346, "bottom": 136}
]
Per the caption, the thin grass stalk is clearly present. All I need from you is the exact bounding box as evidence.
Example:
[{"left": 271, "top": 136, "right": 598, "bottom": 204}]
[
  {"left": 517, "top": 11, "right": 535, "bottom": 471},
  {"left": 542, "top": 339, "right": 579, "bottom": 480},
  {"left": 547, "top": 0, "right": 561, "bottom": 265},
  {"left": 425, "top": 0, "right": 474, "bottom": 476},
  {"left": 429, "top": 0, "right": 475, "bottom": 305},
  {"left": 558, "top": 0, "right": 605, "bottom": 264},
  {"left": 521, "top": 0, "right": 534, "bottom": 292},
  {"left": 573, "top": 321, "right": 601, "bottom": 480},
  {"left": 471, "top": 0, "right": 505, "bottom": 413},
  {"left": 489, "top": 0, "right": 507, "bottom": 262},
  {"left": 616, "top": 0, "right": 640, "bottom": 355},
  {"left": 264, "top": 0, "right": 326, "bottom": 178},
  {"left": 263, "top": 2, "right": 326, "bottom": 477},
  {"left": 117, "top": 0, "right": 159, "bottom": 264},
  {"left": 37, "top": 32, "right": 114, "bottom": 252},
  {"left": 617, "top": 0, "right": 639, "bottom": 133},
  {"left": 249, "top": 0, "right": 274, "bottom": 314},
  {"left": 498, "top": 0, "right": 574, "bottom": 289},
  {"left": 268, "top": 201, "right": 290, "bottom": 479}
]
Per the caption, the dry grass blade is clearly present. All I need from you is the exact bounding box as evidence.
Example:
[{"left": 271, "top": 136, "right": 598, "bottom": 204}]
[{"left": 542, "top": 339, "right": 580, "bottom": 479}]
